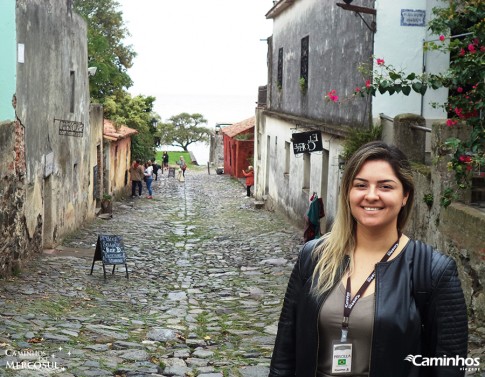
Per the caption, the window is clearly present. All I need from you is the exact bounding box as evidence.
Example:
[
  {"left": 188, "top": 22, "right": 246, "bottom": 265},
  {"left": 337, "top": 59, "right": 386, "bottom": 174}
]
[
  {"left": 303, "top": 152, "right": 310, "bottom": 189},
  {"left": 70, "top": 71, "right": 75, "bottom": 113},
  {"left": 285, "top": 141, "right": 291, "bottom": 174},
  {"left": 300, "top": 36, "right": 309, "bottom": 90},
  {"left": 277, "top": 48, "right": 283, "bottom": 89}
]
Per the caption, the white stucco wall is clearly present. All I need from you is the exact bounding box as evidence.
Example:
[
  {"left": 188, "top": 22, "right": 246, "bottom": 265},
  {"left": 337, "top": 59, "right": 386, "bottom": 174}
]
[
  {"left": 255, "top": 111, "right": 343, "bottom": 232},
  {"left": 373, "top": 0, "right": 448, "bottom": 121}
]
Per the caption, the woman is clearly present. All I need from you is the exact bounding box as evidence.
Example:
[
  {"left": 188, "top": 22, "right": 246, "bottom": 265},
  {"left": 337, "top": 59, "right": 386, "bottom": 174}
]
[
  {"left": 176, "top": 156, "right": 187, "bottom": 177},
  {"left": 270, "top": 141, "right": 468, "bottom": 377},
  {"left": 144, "top": 161, "right": 154, "bottom": 199},
  {"left": 242, "top": 165, "right": 254, "bottom": 197}
]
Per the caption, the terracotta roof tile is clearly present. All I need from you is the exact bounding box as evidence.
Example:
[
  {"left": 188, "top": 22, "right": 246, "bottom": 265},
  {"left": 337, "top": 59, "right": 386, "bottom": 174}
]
[
  {"left": 221, "top": 116, "right": 255, "bottom": 138},
  {"left": 103, "top": 119, "right": 138, "bottom": 141}
]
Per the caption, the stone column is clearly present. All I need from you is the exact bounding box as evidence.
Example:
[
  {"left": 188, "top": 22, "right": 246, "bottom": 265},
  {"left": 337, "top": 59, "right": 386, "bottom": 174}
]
[{"left": 393, "top": 113, "right": 426, "bottom": 163}]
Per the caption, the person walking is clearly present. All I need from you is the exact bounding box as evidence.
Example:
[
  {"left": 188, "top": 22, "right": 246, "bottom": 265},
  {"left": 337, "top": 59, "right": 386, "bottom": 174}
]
[
  {"left": 242, "top": 166, "right": 254, "bottom": 198},
  {"left": 176, "top": 156, "right": 187, "bottom": 177},
  {"left": 162, "top": 152, "right": 169, "bottom": 172},
  {"left": 129, "top": 159, "right": 144, "bottom": 197},
  {"left": 152, "top": 161, "right": 161, "bottom": 180},
  {"left": 269, "top": 141, "right": 468, "bottom": 377},
  {"left": 144, "top": 161, "right": 154, "bottom": 199}
]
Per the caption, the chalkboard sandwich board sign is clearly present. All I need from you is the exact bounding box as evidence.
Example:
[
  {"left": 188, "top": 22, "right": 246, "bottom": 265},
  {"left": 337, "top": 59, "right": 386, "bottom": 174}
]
[{"left": 90, "top": 235, "right": 128, "bottom": 279}]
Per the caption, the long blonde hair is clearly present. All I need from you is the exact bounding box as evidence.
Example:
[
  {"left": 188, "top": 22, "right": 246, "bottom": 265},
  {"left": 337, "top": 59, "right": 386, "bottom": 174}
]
[{"left": 311, "top": 141, "right": 415, "bottom": 297}]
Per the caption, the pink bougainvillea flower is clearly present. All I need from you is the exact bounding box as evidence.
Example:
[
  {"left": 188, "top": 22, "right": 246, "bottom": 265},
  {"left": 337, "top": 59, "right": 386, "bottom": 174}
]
[
  {"left": 326, "top": 90, "right": 339, "bottom": 103},
  {"left": 457, "top": 87, "right": 464, "bottom": 93},
  {"left": 365, "top": 80, "right": 371, "bottom": 88},
  {"left": 473, "top": 38, "right": 479, "bottom": 46},
  {"left": 376, "top": 58, "right": 385, "bottom": 66},
  {"left": 458, "top": 155, "right": 472, "bottom": 163},
  {"left": 454, "top": 107, "right": 464, "bottom": 119},
  {"left": 459, "top": 48, "right": 466, "bottom": 56},
  {"left": 468, "top": 44, "right": 476, "bottom": 53},
  {"left": 439, "top": 35, "right": 445, "bottom": 42},
  {"left": 481, "top": 46, "right": 485, "bottom": 52},
  {"left": 355, "top": 87, "right": 361, "bottom": 93},
  {"left": 446, "top": 119, "right": 457, "bottom": 127}
]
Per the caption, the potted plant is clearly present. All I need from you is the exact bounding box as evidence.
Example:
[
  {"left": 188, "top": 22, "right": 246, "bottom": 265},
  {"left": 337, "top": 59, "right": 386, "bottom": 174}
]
[{"left": 101, "top": 193, "right": 112, "bottom": 214}]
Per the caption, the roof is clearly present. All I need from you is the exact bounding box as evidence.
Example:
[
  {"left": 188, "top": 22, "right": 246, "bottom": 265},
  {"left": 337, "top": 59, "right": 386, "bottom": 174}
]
[
  {"left": 103, "top": 119, "right": 138, "bottom": 141},
  {"left": 266, "top": 0, "right": 295, "bottom": 19},
  {"left": 221, "top": 117, "right": 255, "bottom": 138}
]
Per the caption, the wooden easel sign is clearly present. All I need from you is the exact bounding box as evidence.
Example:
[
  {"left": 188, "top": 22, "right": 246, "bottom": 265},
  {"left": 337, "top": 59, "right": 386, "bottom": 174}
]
[{"left": 90, "top": 235, "right": 128, "bottom": 279}]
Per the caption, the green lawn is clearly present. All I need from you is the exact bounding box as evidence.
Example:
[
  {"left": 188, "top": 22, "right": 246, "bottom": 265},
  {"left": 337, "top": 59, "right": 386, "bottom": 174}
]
[{"left": 155, "top": 151, "right": 192, "bottom": 166}]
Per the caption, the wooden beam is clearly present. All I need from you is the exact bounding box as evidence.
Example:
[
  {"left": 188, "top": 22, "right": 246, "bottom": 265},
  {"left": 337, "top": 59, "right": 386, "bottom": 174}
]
[{"left": 336, "top": 3, "right": 376, "bottom": 15}]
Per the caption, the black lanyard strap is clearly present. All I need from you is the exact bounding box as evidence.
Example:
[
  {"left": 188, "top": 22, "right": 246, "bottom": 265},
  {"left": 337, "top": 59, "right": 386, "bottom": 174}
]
[{"left": 342, "top": 239, "right": 400, "bottom": 330}]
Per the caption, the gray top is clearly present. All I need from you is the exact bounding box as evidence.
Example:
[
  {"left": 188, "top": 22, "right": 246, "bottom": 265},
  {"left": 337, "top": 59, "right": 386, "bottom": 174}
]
[{"left": 317, "top": 282, "right": 375, "bottom": 377}]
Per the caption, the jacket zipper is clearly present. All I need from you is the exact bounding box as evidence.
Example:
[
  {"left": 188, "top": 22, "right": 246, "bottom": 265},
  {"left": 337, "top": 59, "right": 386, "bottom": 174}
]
[{"left": 313, "top": 257, "right": 350, "bottom": 377}]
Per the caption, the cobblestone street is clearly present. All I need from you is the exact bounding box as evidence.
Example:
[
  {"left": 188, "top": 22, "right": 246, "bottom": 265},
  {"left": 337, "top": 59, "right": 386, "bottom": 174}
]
[
  {"left": 0, "top": 169, "right": 483, "bottom": 376},
  {"left": 0, "top": 169, "right": 302, "bottom": 377}
]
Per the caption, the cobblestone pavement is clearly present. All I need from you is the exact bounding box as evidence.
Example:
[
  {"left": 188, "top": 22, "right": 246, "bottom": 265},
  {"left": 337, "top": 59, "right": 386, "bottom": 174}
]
[
  {"left": 0, "top": 170, "right": 302, "bottom": 377},
  {"left": 0, "top": 169, "right": 483, "bottom": 376}
]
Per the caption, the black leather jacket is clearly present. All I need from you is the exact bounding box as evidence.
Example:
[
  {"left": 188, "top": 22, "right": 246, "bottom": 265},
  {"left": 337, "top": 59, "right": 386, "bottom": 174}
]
[{"left": 269, "top": 239, "right": 468, "bottom": 377}]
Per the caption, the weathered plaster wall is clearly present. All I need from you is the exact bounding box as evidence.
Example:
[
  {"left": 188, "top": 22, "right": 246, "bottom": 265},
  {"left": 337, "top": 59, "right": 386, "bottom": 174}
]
[
  {"left": 268, "top": 0, "right": 374, "bottom": 128},
  {"left": 0, "top": 0, "right": 16, "bottom": 122},
  {"left": 15, "top": 0, "right": 92, "bottom": 247},
  {"left": 107, "top": 138, "right": 131, "bottom": 199},
  {"left": 0, "top": 120, "right": 42, "bottom": 276},
  {"left": 254, "top": 109, "right": 344, "bottom": 232},
  {"left": 89, "top": 104, "right": 104, "bottom": 207}
]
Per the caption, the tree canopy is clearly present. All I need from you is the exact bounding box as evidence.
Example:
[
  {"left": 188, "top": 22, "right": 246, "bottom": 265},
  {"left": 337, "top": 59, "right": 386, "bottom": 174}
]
[
  {"left": 104, "top": 92, "right": 158, "bottom": 161},
  {"left": 74, "top": 0, "right": 136, "bottom": 103},
  {"left": 157, "top": 113, "right": 211, "bottom": 152}
]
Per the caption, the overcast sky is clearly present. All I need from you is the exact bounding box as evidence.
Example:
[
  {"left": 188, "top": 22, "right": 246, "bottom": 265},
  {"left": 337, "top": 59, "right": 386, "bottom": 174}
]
[{"left": 119, "top": 0, "right": 274, "bottom": 97}]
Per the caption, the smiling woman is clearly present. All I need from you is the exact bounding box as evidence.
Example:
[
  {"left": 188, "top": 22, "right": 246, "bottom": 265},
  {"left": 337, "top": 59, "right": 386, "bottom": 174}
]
[{"left": 269, "top": 141, "right": 468, "bottom": 377}]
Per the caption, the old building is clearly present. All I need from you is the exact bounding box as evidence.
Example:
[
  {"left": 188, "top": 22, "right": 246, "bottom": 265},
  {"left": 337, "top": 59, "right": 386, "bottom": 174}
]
[
  {"left": 103, "top": 119, "right": 138, "bottom": 199},
  {"left": 255, "top": 0, "right": 448, "bottom": 232},
  {"left": 0, "top": 0, "right": 96, "bottom": 274},
  {"left": 221, "top": 117, "right": 255, "bottom": 179}
]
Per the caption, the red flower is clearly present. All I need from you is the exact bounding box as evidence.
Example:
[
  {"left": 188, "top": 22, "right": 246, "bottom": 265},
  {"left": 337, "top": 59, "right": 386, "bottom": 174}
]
[
  {"left": 468, "top": 44, "right": 476, "bottom": 53},
  {"left": 355, "top": 87, "right": 361, "bottom": 93},
  {"left": 326, "top": 90, "right": 339, "bottom": 103},
  {"left": 457, "top": 87, "right": 463, "bottom": 93},
  {"left": 446, "top": 119, "right": 457, "bottom": 127},
  {"left": 439, "top": 35, "right": 445, "bottom": 42},
  {"left": 459, "top": 155, "right": 472, "bottom": 163},
  {"left": 459, "top": 48, "right": 466, "bottom": 56},
  {"left": 376, "top": 58, "right": 385, "bottom": 66},
  {"left": 365, "top": 80, "right": 371, "bottom": 88},
  {"left": 473, "top": 38, "right": 479, "bottom": 46}
]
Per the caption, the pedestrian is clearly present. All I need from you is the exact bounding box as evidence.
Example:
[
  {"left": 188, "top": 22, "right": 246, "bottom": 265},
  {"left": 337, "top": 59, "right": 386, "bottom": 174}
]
[
  {"left": 129, "top": 159, "right": 144, "bottom": 197},
  {"left": 162, "top": 151, "right": 169, "bottom": 172},
  {"left": 152, "top": 161, "right": 160, "bottom": 180},
  {"left": 176, "top": 156, "right": 187, "bottom": 177},
  {"left": 269, "top": 141, "right": 468, "bottom": 377},
  {"left": 241, "top": 165, "right": 254, "bottom": 198},
  {"left": 144, "top": 161, "right": 154, "bottom": 199}
]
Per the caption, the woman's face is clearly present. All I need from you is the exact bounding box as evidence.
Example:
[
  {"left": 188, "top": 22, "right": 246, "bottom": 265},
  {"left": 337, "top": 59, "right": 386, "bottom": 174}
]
[{"left": 349, "top": 160, "right": 408, "bottom": 233}]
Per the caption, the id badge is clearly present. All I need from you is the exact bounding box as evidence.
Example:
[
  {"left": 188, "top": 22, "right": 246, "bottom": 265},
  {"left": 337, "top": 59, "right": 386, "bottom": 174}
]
[{"left": 331, "top": 340, "right": 352, "bottom": 374}]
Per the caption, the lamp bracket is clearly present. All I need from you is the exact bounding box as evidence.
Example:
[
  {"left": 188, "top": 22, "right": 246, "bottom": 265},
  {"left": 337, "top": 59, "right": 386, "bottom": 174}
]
[{"left": 336, "top": 2, "right": 376, "bottom": 33}]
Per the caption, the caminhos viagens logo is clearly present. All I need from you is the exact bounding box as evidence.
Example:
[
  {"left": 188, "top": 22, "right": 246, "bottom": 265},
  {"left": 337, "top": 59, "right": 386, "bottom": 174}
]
[{"left": 404, "top": 354, "right": 481, "bottom": 371}]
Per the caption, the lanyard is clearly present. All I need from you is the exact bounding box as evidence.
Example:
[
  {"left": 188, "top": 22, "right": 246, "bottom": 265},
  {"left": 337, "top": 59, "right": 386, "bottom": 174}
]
[{"left": 340, "top": 239, "right": 400, "bottom": 342}]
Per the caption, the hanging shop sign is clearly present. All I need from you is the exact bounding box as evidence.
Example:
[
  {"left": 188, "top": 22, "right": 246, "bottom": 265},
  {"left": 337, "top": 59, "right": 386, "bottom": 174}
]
[{"left": 292, "top": 131, "right": 323, "bottom": 154}]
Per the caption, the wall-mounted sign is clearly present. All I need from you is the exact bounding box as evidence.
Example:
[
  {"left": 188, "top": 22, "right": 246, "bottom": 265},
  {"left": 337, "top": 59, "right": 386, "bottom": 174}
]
[
  {"left": 44, "top": 152, "right": 54, "bottom": 178},
  {"left": 55, "top": 118, "right": 84, "bottom": 137},
  {"left": 401, "top": 9, "right": 426, "bottom": 27},
  {"left": 292, "top": 131, "right": 323, "bottom": 154}
]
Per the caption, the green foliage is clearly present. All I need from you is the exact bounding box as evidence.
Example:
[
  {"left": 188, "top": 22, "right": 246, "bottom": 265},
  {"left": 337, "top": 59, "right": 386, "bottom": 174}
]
[
  {"left": 74, "top": 0, "right": 136, "bottom": 103},
  {"left": 104, "top": 92, "right": 158, "bottom": 161},
  {"left": 299, "top": 77, "right": 307, "bottom": 92},
  {"left": 157, "top": 113, "right": 210, "bottom": 152},
  {"left": 155, "top": 151, "right": 191, "bottom": 165},
  {"left": 423, "top": 193, "right": 434, "bottom": 208},
  {"left": 342, "top": 125, "right": 383, "bottom": 161}
]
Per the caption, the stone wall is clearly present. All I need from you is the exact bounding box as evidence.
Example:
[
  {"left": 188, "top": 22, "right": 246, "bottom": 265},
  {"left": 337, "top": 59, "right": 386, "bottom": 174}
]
[
  {"left": 0, "top": 120, "right": 42, "bottom": 277},
  {"left": 399, "top": 117, "right": 485, "bottom": 324}
]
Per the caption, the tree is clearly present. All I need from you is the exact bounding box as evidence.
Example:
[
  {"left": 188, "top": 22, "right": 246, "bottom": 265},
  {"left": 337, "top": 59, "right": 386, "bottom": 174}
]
[
  {"left": 104, "top": 92, "right": 158, "bottom": 161},
  {"left": 157, "top": 113, "right": 210, "bottom": 152},
  {"left": 74, "top": 0, "right": 136, "bottom": 103}
]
